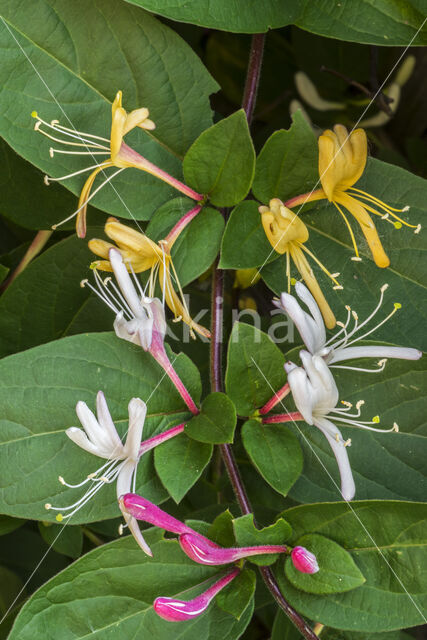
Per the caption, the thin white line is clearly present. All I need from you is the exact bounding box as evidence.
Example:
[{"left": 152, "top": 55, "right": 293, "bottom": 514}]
[
  {"left": 253, "top": 16, "right": 427, "bottom": 283},
  {"left": 0, "top": 15, "right": 146, "bottom": 235},
  {"left": 250, "top": 356, "right": 427, "bottom": 622},
  {"left": 0, "top": 353, "right": 182, "bottom": 626}
]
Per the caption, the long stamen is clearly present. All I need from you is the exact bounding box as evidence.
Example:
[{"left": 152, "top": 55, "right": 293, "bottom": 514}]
[
  {"left": 330, "top": 359, "right": 387, "bottom": 373},
  {"left": 324, "top": 306, "right": 352, "bottom": 346},
  {"left": 81, "top": 278, "right": 122, "bottom": 317},
  {"left": 58, "top": 458, "right": 115, "bottom": 488},
  {"left": 52, "top": 121, "right": 110, "bottom": 144},
  {"left": 33, "top": 114, "right": 110, "bottom": 149},
  {"left": 299, "top": 243, "right": 342, "bottom": 288},
  {"left": 344, "top": 303, "right": 401, "bottom": 348},
  {"left": 50, "top": 148, "right": 110, "bottom": 157},
  {"left": 103, "top": 277, "right": 135, "bottom": 319},
  {"left": 34, "top": 124, "right": 108, "bottom": 149},
  {"left": 44, "top": 161, "right": 111, "bottom": 184},
  {"left": 51, "top": 167, "right": 123, "bottom": 229},
  {"left": 349, "top": 192, "right": 418, "bottom": 230},
  {"left": 332, "top": 201, "right": 361, "bottom": 261}
]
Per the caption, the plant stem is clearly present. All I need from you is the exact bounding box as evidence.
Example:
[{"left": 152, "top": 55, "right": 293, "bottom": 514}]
[
  {"left": 208, "top": 32, "right": 318, "bottom": 640},
  {"left": 241, "top": 33, "right": 265, "bottom": 125}
]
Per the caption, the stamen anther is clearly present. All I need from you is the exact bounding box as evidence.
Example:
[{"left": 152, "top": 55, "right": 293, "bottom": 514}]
[
  {"left": 344, "top": 439, "right": 352, "bottom": 447},
  {"left": 45, "top": 503, "right": 52, "bottom": 510},
  {"left": 414, "top": 224, "right": 421, "bottom": 234},
  {"left": 372, "top": 415, "right": 380, "bottom": 423},
  {"left": 56, "top": 514, "right": 64, "bottom": 522},
  {"left": 356, "top": 400, "right": 365, "bottom": 410},
  {"left": 49, "top": 147, "right": 54, "bottom": 158},
  {"left": 80, "top": 279, "right": 88, "bottom": 288},
  {"left": 44, "top": 175, "right": 51, "bottom": 186},
  {"left": 394, "top": 302, "right": 402, "bottom": 310},
  {"left": 351, "top": 256, "right": 362, "bottom": 262},
  {"left": 381, "top": 284, "right": 389, "bottom": 293},
  {"left": 58, "top": 476, "right": 65, "bottom": 485},
  {"left": 31, "top": 110, "right": 38, "bottom": 118},
  {"left": 393, "top": 423, "right": 399, "bottom": 432}
]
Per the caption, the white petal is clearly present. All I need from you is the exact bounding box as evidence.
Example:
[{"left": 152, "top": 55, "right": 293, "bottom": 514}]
[
  {"left": 75, "top": 401, "right": 112, "bottom": 451},
  {"left": 314, "top": 417, "right": 356, "bottom": 501},
  {"left": 330, "top": 345, "right": 422, "bottom": 364},
  {"left": 295, "top": 281, "right": 326, "bottom": 349},
  {"left": 96, "top": 391, "right": 122, "bottom": 451},
  {"left": 124, "top": 398, "right": 146, "bottom": 460},
  {"left": 124, "top": 512, "right": 153, "bottom": 556},
  {"left": 65, "top": 427, "right": 106, "bottom": 458},
  {"left": 279, "top": 292, "right": 318, "bottom": 354},
  {"left": 114, "top": 313, "right": 142, "bottom": 347},
  {"left": 287, "top": 366, "right": 314, "bottom": 424},
  {"left": 109, "top": 248, "right": 142, "bottom": 318},
  {"left": 149, "top": 298, "right": 167, "bottom": 340},
  {"left": 137, "top": 325, "right": 153, "bottom": 352}
]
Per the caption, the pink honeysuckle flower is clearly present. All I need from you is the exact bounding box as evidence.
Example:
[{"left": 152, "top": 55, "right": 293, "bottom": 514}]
[
  {"left": 276, "top": 281, "right": 421, "bottom": 372},
  {"left": 286, "top": 351, "right": 400, "bottom": 501},
  {"left": 45, "top": 392, "right": 185, "bottom": 556},
  {"left": 179, "top": 532, "right": 290, "bottom": 566},
  {"left": 291, "top": 546, "right": 319, "bottom": 574},
  {"left": 154, "top": 567, "right": 240, "bottom": 622},
  {"left": 82, "top": 248, "right": 199, "bottom": 414}
]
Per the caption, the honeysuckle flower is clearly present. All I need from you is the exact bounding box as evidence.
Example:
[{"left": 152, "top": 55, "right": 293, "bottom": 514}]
[
  {"left": 291, "top": 546, "right": 319, "bottom": 574},
  {"left": 285, "top": 124, "right": 420, "bottom": 267},
  {"left": 286, "top": 352, "right": 400, "bottom": 501},
  {"left": 32, "top": 91, "right": 202, "bottom": 237},
  {"left": 83, "top": 248, "right": 200, "bottom": 414},
  {"left": 154, "top": 568, "right": 240, "bottom": 622},
  {"left": 276, "top": 281, "right": 421, "bottom": 371},
  {"left": 88, "top": 219, "right": 210, "bottom": 340},
  {"left": 295, "top": 71, "right": 345, "bottom": 111},
  {"left": 179, "top": 533, "right": 290, "bottom": 566},
  {"left": 45, "top": 392, "right": 185, "bottom": 555},
  {"left": 259, "top": 198, "right": 342, "bottom": 329}
]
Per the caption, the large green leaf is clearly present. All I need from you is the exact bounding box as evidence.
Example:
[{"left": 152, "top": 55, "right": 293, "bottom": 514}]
[
  {"left": 124, "top": 0, "right": 427, "bottom": 45},
  {"left": 0, "top": 0, "right": 218, "bottom": 222},
  {"left": 0, "top": 333, "right": 201, "bottom": 522},
  {"left": 277, "top": 501, "right": 427, "bottom": 632},
  {"left": 8, "top": 530, "right": 254, "bottom": 640},
  {"left": 252, "top": 111, "right": 318, "bottom": 204},
  {"left": 242, "top": 420, "right": 303, "bottom": 499},
  {"left": 225, "top": 322, "right": 286, "bottom": 416},
  {"left": 183, "top": 110, "right": 255, "bottom": 207},
  {"left": 185, "top": 392, "right": 237, "bottom": 444},
  {"left": 0, "top": 234, "right": 111, "bottom": 358}
]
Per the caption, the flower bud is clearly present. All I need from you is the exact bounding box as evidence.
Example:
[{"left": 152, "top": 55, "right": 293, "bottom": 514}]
[{"left": 291, "top": 546, "right": 319, "bottom": 574}]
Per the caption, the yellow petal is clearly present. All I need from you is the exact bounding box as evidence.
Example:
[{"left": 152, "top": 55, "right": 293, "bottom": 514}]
[
  {"left": 260, "top": 201, "right": 308, "bottom": 254},
  {"left": 112, "top": 90, "right": 123, "bottom": 117},
  {"left": 110, "top": 108, "right": 127, "bottom": 161},
  {"left": 318, "top": 133, "right": 338, "bottom": 200},
  {"left": 335, "top": 192, "right": 390, "bottom": 268},
  {"left": 290, "top": 246, "right": 336, "bottom": 329},
  {"left": 90, "top": 259, "right": 114, "bottom": 272},
  {"left": 88, "top": 238, "right": 115, "bottom": 260},
  {"left": 104, "top": 218, "right": 162, "bottom": 269},
  {"left": 123, "top": 108, "right": 150, "bottom": 135},
  {"left": 76, "top": 165, "right": 108, "bottom": 238},
  {"left": 318, "top": 125, "right": 367, "bottom": 198}
]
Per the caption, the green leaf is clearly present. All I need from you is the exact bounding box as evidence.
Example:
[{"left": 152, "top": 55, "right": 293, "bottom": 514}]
[
  {"left": 207, "top": 510, "right": 236, "bottom": 547},
  {"left": 0, "top": 263, "right": 9, "bottom": 284},
  {"left": 0, "top": 333, "right": 201, "bottom": 521},
  {"left": 285, "top": 352, "right": 427, "bottom": 504},
  {"left": 271, "top": 609, "right": 304, "bottom": 640},
  {"left": 242, "top": 420, "right": 303, "bottom": 499},
  {"left": 233, "top": 513, "right": 292, "bottom": 566},
  {"left": 147, "top": 198, "right": 225, "bottom": 286},
  {"left": 216, "top": 568, "right": 256, "bottom": 620},
  {"left": 225, "top": 323, "right": 287, "bottom": 416},
  {"left": 183, "top": 110, "right": 255, "bottom": 207},
  {"left": 219, "top": 200, "right": 277, "bottom": 269},
  {"left": 0, "top": 566, "right": 25, "bottom": 620},
  {"left": 38, "top": 522, "right": 83, "bottom": 559},
  {"left": 0, "top": 0, "right": 218, "bottom": 221},
  {"left": 124, "top": 0, "right": 427, "bottom": 45},
  {"left": 8, "top": 530, "right": 254, "bottom": 640},
  {"left": 285, "top": 533, "right": 365, "bottom": 594},
  {"left": 252, "top": 111, "right": 318, "bottom": 204},
  {"left": 0, "top": 235, "right": 111, "bottom": 358},
  {"left": 154, "top": 433, "right": 212, "bottom": 503},
  {"left": 186, "top": 392, "right": 236, "bottom": 444},
  {"left": 0, "top": 516, "right": 24, "bottom": 536},
  {"left": 276, "top": 501, "right": 427, "bottom": 632}
]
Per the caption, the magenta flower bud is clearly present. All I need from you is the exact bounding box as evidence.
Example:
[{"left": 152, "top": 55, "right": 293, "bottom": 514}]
[
  {"left": 291, "top": 546, "right": 319, "bottom": 574},
  {"left": 153, "top": 568, "right": 239, "bottom": 622},
  {"left": 121, "top": 493, "right": 199, "bottom": 536},
  {"left": 179, "top": 532, "right": 289, "bottom": 565}
]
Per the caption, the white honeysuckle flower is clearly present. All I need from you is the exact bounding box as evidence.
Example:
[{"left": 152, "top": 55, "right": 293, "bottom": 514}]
[
  {"left": 45, "top": 391, "right": 153, "bottom": 556},
  {"left": 276, "top": 281, "right": 421, "bottom": 371},
  {"left": 82, "top": 247, "right": 167, "bottom": 353},
  {"left": 286, "top": 351, "right": 400, "bottom": 501}
]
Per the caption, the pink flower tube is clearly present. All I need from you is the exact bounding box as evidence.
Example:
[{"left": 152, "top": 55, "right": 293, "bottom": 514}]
[
  {"left": 179, "top": 532, "right": 290, "bottom": 565},
  {"left": 154, "top": 568, "right": 240, "bottom": 622}
]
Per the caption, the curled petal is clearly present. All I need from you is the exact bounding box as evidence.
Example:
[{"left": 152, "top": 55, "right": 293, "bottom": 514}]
[
  {"left": 124, "top": 398, "right": 146, "bottom": 461},
  {"left": 330, "top": 345, "right": 422, "bottom": 364},
  {"left": 314, "top": 417, "right": 356, "bottom": 501},
  {"left": 65, "top": 427, "right": 106, "bottom": 458}
]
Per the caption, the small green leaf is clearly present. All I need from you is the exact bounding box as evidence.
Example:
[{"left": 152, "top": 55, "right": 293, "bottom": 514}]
[
  {"left": 183, "top": 110, "right": 255, "bottom": 206},
  {"left": 0, "top": 516, "right": 25, "bottom": 537},
  {"left": 225, "top": 322, "right": 287, "bottom": 416},
  {"left": 207, "top": 510, "right": 236, "bottom": 547},
  {"left": 147, "top": 198, "right": 225, "bottom": 287},
  {"left": 216, "top": 568, "right": 256, "bottom": 620},
  {"left": 242, "top": 420, "right": 303, "bottom": 499},
  {"left": 154, "top": 433, "right": 213, "bottom": 503},
  {"left": 285, "top": 533, "right": 365, "bottom": 594},
  {"left": 219, "top": 200, "right": 277, "bottom": 269},
  {"left": 38, "top": 522, "right": 83, "bottom": 559},
  {"left": 186, "top": 392, "right": 236, "bottom": 444},
  {"left": 233, "top": 513, "right": 292, "bottom": 566},
  {"left": 252, "top": 111, "right": 318, "bottom": 204}
]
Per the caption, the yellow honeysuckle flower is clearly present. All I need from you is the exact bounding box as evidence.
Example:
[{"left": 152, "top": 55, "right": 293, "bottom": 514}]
[
  {"left": 286, "top": 124, "right": 420, "bottom": 267},
  {"left": 32, "top": 91, "right": 202, "bottom": 238},
  {"left": 88, "top": 217, "right": 210, "bottom": 339},
  {"left": 234, "top": 268, "right": 261, "bottom": 289},
  {"left": 259, "top": 199, "right": 341, "bottom": 329}
]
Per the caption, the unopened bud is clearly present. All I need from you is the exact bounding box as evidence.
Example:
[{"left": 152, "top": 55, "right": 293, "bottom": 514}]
[{"left": 291, "top": 546, "right": 319, "bottom": 574}]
